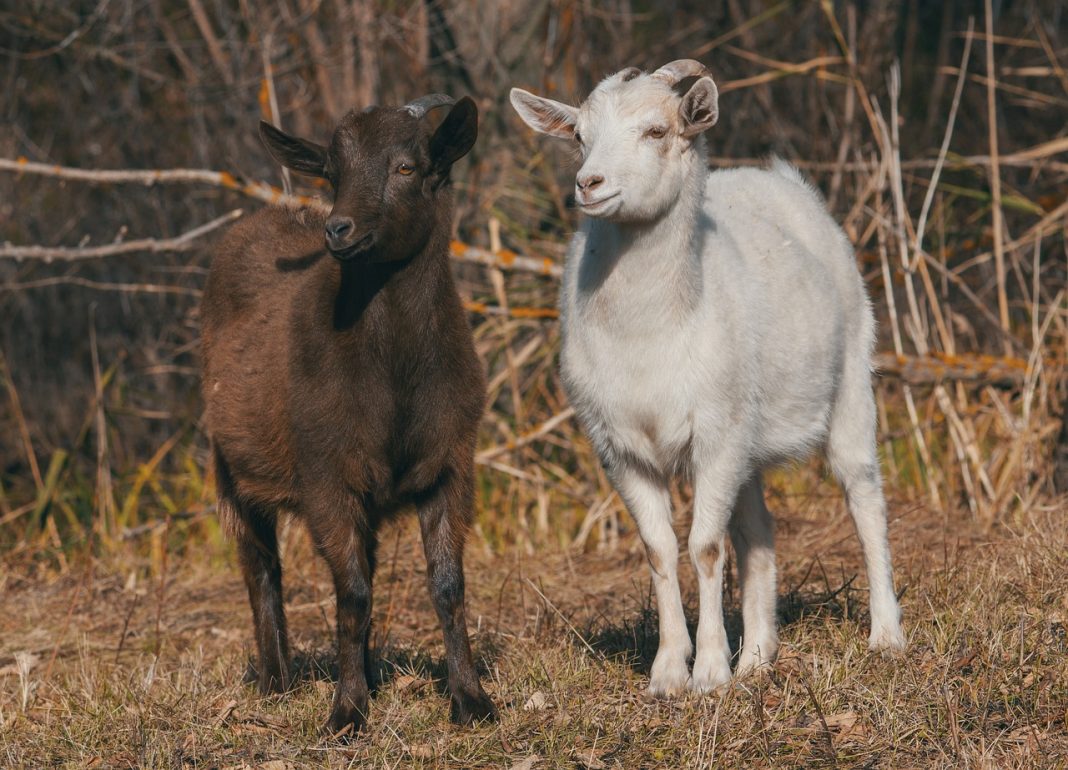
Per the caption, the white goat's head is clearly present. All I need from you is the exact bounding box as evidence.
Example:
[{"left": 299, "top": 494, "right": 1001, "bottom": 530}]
[{"left": 510, "top": 60, "right": 718, "bottom": 223}]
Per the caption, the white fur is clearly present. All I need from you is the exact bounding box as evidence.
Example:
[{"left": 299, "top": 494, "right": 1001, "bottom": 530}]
[{"left": 511, "top": 66, "right": 905, "bottom": 696}]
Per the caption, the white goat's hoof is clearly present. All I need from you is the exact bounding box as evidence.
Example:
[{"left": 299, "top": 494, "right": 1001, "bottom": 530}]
[
  {"left": 688, "top": 657, "right": 731, "bottom": 695},
  {"left": 868, "top": 623, "right": 906, "bottom": 653},
  {"left": 646, "top": 653, "right": 691, "bottom": 699},
  {"left": 734, "top": 652, "right": 776, "bottom": 679},
  {"left": 733, "top": 635, "right": 779, "bottom": 678}
]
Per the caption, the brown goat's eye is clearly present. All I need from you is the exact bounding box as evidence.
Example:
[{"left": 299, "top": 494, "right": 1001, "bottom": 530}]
[
  {"left": 397, "top": 163, "right": 414, "bottom": 175},
  {"left": 645, "top": 126, "right": 667, "bottom": 139}
]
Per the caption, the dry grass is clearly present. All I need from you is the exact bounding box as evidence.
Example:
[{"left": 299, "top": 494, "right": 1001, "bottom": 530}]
[{"left": 2, "top": 485, "right": 1066, "bottom": 768}]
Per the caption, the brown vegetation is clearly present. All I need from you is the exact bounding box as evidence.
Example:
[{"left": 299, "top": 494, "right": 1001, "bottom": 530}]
[{"left": 1, "top": 0, "right": 1066, "bottom": 766}]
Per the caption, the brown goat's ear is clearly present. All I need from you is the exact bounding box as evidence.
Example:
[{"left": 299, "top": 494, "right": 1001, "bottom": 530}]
[
  {"left": 259, "top": 121, "right": 328, "bottom": 177},
  {"left": 509, "top": 88, "right": 578, "bottom": 139},
  {"left": 428, "top": 96, "right": 478, "bottom": 179},
  {"left": 679, "top": 76, "right": 719, "bottom": 138}
]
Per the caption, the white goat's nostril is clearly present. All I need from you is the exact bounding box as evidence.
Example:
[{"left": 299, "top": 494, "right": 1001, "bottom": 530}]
[{"left": 578, "top": 174, "right": 604, "bottom": 192}]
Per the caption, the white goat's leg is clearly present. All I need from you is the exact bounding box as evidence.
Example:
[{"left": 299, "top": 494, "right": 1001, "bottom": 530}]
[
  {"left": 612, "top": 465, "right": 692, "bottom": 697},
  {"left": 827, "top": 363, "right": 905, "bottom": 652},
  {"left": 729, "top": 475, "right": 778, "bottom": 676},
  {"left": 688, "top": 454, "right": 746, "bottom": 694}
]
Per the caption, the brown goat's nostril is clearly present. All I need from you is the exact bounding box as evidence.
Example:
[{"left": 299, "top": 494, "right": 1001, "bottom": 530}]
[
  {"left": 577, "top": 174, "right": 604, "bottom": 192},
  {"left": 325, "top": 217, "right": 355, "bottom": 243}
]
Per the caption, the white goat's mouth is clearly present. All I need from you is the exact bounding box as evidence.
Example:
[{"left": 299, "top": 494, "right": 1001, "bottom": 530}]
[{"left": 577, "top": 191, "right": 621, "bottom": 214}]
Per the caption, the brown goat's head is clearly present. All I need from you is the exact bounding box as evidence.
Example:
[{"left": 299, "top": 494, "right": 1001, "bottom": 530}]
[{"left": 259, "top": 95, "right": 478, "bottom": 261}]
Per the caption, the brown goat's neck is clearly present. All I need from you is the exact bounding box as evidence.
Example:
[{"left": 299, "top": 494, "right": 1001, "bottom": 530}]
[
  {"left": 333, "top": 259, "right": 400, "bottom": 330},
  {"left": 330, "top": 239, "right": 449, "bottom": 332}
]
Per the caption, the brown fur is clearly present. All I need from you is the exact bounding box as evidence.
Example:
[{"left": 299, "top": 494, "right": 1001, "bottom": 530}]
[
  {"left": 696, "top": 540, "right": 721, "bottom": 576},
  {"left": 200, "top": 97, "right": 495, "bottom": 737}
]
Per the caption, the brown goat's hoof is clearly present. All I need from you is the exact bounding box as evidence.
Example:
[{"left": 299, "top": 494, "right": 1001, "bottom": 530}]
[
  {"left": 450, "top": 689, "right": 498, "bottom": 726},
  {"left": 323, "top": 702, "right": 368, "bottom": 741},
  {"left": 245, "top": 660, "right": 291, "bottom": 695},
  {"left": 256, "top": 673, "right": 291, "bottom": 696}
]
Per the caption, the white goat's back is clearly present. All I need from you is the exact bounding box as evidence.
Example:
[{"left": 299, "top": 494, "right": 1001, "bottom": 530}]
[{"left": 702, "top": 163, "right": 870, "bottom": 464}]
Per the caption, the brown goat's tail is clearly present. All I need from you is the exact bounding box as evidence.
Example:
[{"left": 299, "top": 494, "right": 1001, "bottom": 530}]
[{"left": 211, "top": 446, "right": 242, "bottom": 540}]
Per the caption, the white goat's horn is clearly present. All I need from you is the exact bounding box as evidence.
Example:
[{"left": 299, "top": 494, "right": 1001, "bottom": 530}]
[
  {"left": 650, "top": 59, "right": 709, "bottom": 85},
  {"left": 403, "top": 94, "right": 455, "bottom": 118}
]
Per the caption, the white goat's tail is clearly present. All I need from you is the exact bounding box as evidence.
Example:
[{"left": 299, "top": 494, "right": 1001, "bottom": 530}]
[{"left": 768, "top": 155, "right": 824, "bottom": 200}]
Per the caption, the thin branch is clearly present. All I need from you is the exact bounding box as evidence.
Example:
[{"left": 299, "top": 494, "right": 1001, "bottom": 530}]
[
  {"left": 477, "top": 407, "right": 576, "bottom": 463},
  {"left": 1, "top": 277, "right": 202, "bottom": 296},
  {"left": 0, "top": 157, "right": 317, "bottom": 206},
  {"left": 985, "top": 0, "right": 1010, "bottom": 352},
  {"left": 0, "top": 210, "right": 243, "bottom": 261},
  {"left": 451, "top": 241, "right": 562, "bottom": 278},
  {"left": 872, "top": 351, "right": 1051, "bottom": 388}
]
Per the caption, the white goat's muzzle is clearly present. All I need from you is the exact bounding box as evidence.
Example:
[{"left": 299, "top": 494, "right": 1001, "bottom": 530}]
[{"left": 575, "top": 165, "right": 622, "bottom": 216}]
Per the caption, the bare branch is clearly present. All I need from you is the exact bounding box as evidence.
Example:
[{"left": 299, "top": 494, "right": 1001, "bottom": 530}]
[
  {"left": 0, "top": 210, "right": 243, "bottom": 261},
  {"left": 476, "top": 407, "right": 577, "bottom": 463},
  {"left": 873, "top": 351, "right": 1058, "bottom": 388},
  {"left": 449, "top": 241, "right": 562, "bottom": 278},
  {"left": 0, "top": 277, "right": 202, "bottom": 296},
  {"left": 0, "top": 157, "right": 318, "bottom": 207}
]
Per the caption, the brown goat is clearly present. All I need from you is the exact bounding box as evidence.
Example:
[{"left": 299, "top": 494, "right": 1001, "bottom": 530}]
[{"left": 200, "top": 95, "right": 495, "bottom": 736}]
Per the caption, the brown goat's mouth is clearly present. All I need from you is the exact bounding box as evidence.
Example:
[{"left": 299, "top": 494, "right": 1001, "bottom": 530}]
[{"left": 328, "top": 232, "right": 375, "bottom": 261}]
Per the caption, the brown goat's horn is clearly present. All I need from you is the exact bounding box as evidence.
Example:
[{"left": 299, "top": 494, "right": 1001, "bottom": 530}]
[
  {"left": 650, "top": 59, "right": 709, "bottom": 85},
  {"left": 404, "top": 94, "right": 455, "bottom": 118}
]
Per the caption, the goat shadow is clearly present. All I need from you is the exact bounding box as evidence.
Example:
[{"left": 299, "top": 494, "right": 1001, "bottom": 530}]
[
  {"left": 586, "top": 570, "right": 865, "bottom": 674},
  {"left": 274, "top": 249, "right": 328, "bottom": 273},
  {"left": 243, "top": 637, "right": 502, "bottom": 699}
]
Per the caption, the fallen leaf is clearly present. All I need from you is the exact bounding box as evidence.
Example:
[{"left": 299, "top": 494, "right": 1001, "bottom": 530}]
[
  {"left": 523, "top": 691, "right": 551, "bottom": 711},
  {"left": 393, "top": 674, "right": 433, "bottom": 693},
  {"left": 258, "top": 761, "right": 293, "bottom": 770},
  {"left": 1006, "top": 724, "right": 1046, "bottom": 751},
  {"left": 242, "top": 710, "right": 288, "bottom": 729},
  {"left": 232, "top": 723, "right": 275, "bottom": 736},
  {"left": 407, "top": 744, "right": 435, "bottom": 759},
  {"left": 213, "top": 699, "right": 239, "bottom": 726},
  {"left": 572, "top": 747, "right": 609, "bottom": 769},
  {"left": 823, "top": 710, "right": 867, "bottom": 741},
  {"left": 508, "top": 756, "right": 540, "bottom": 770},
  {"left": 950, "top": 651, "right": 976, "bottom": 672},
  {"left": 823, "top": 710, "right": 858, "bottom": 731}
]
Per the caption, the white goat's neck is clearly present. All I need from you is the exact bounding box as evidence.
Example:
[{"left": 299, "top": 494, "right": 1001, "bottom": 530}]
[{"left": 576, "top": 137, "right": 708, "bottom": 325}]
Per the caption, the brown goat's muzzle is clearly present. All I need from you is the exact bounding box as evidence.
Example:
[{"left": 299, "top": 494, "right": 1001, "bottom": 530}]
[
  {"left": 325, "top": 215, "right": 375, "bottom": 260},
  {"left": 327, "top": 232, "right": 375, "bottom": 261}
]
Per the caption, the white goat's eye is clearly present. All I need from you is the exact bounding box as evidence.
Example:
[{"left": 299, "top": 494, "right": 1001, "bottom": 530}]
[
  {"left": 573, "top": 131, "right": 583, "bottom": 145},
  {"left": 397, "top": 163, "right": 414, "bottom": 175},
  {"left": 644, "top": 126, "right": 667, "bottom": 139}
]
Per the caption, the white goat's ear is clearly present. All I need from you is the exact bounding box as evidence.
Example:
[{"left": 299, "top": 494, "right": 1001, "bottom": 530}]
[
  {"left": 651, "top": 59, "right": 708, "bottom": 84},
  {"left": 509, "top": 88, "right": 579, "bottom": 139},
  {"left": 679, "top": 76, "right": 719, "bottom": 138}
]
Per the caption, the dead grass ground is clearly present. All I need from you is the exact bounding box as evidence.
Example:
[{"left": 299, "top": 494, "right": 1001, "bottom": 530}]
[{"left": 2, "top": 490, "right": 1067, "bottom": 769}]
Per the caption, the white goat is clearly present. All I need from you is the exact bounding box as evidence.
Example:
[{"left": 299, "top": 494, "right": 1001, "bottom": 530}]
[{"left": 510, "top": 60, "right": 905, "bottom": 696}]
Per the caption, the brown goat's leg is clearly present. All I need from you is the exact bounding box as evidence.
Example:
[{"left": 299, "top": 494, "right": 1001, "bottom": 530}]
[
  {"left": 416, "top": 469, "right": 497, "bottom": 725},
  {"left": 308, "top": 514, "right": 375, "bottom": 737},
  {"left": 232, "top": 503, "right": 291, "bottom": 694}
]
